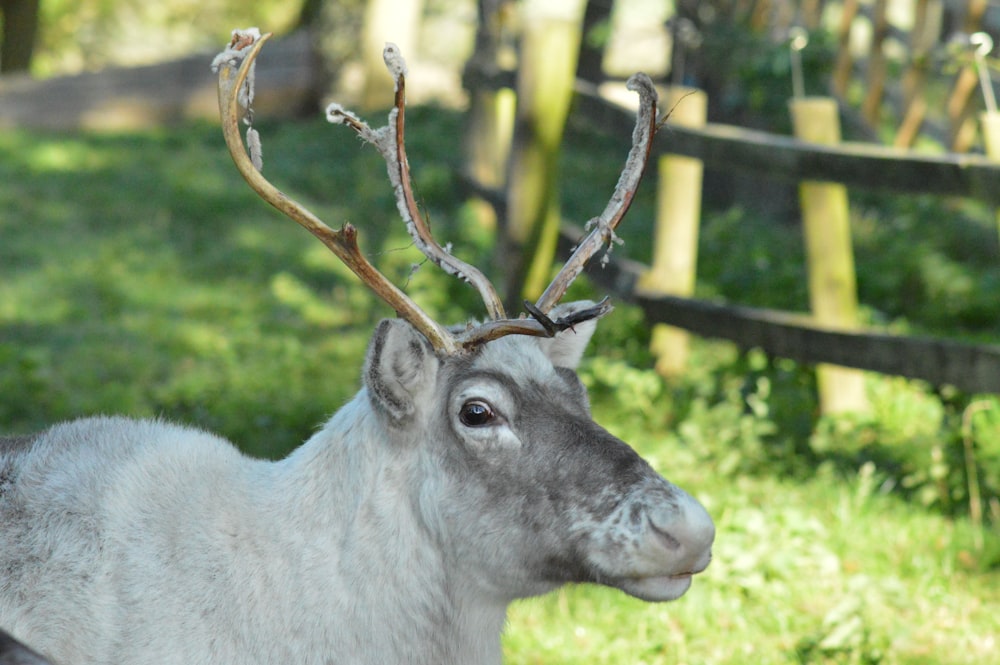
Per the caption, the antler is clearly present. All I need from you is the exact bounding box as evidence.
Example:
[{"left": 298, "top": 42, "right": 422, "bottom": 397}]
[
  {"left": 325, "top": 44, "right": 507, "bottom": 321},
  {"left": 214, "top": 30, "right": 457, "bottom": 354},
  {"left": 532, "top": 73, "right": 659, "bottom": 315},
  {"left": 213, "top": 28, "right": 658, "bottom": 353}
]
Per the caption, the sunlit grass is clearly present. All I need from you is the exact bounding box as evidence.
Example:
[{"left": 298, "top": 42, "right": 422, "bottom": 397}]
[{"left": 505, "top": 462, "right": 998, "bottom": 664}]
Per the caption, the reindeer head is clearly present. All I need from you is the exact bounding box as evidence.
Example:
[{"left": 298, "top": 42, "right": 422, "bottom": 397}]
[
  {"left": 362, "top": 305, "right": 713, "bottom": 602},
  {"left": 213, "top": 29, "right": 713, "bottom": 603}
]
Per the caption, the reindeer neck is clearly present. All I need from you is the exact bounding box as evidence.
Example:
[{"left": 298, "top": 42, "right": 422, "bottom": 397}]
[{"left": 265, "top": 391, "right": 507, "bottom": 665}]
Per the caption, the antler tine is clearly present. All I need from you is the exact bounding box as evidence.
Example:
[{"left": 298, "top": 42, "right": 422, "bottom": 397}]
[
  {"left": 214, "top": 29, "right": 458, "bottom": 355},
  {"left": 532, "top": 73, "right": 659, "bottom": 314},
  {"left": 445, "top": 74, "right": 656, "bottom": 348},
  {"left": 433, "top": 73, "right": 657, "bottom": 349},
  {"left": 330, "top": 44, "right": 507, "bottom": 321}
]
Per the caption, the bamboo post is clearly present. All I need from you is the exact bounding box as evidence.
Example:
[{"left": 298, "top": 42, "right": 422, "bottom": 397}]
[
  {"left": 502, "top": 11, "right": 583, "bottom": 308},
  {"left": 895, "top": 0, "right": 939, "bottom": 148},
  {"left": 832, "top": 0, "right": 859, "bottom": 98},
  {"left": 639, "top": 86, "right": 707, "bottom": 378},
  {"left": 947, "top": 2, "right": 988, "bottom": 152},
  {"left": 749, "top": 0, "right": 771, "bottom": 31},
  {"left": 949, "top": 67, "right": 983, "bottom": 153},
  {"left": 789, "top": 97, "right": 868, "bottom": 414},
  {"left": 861, "top": 0, "right": 889, "bottom": 127},
  {"left": 800, "top": 0, "right": 822, "bottom": 30}
]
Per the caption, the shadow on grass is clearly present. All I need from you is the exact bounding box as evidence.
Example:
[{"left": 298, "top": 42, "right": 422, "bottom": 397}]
[{"left": 0, "top": 110, "right": 485, "bottom": 457}]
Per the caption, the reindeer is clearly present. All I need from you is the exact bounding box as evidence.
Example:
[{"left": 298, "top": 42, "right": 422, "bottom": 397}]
[{"left": 0, "top": 29, "right": 714, "bottom": 665}]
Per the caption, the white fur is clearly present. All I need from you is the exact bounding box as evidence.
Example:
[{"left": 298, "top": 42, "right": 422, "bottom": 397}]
[{"left": 0, "top": 303, "right": 714, "bottom": 665}]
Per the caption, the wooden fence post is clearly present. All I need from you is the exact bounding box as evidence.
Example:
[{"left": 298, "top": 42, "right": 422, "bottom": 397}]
[
  {"left": 861, "top": 0, "right": 889, "bottom": 127},
  {"left": 832, "top": 0, "right": 859, "bottom": 98},
  {"left": 640, "top": 86, "right": 707, "bottom": 378},
  {"left": 895, "top": 0, "right": 941, "bottom": 148},
  {"left": 947, "top": 2, "right": 988, "bottom": 152},
  {"left": 980, "top": 111, "right": 1000, "bottom": 249},
  {"left": 789, "top": 97, "right": 869, "bottom": 414}
]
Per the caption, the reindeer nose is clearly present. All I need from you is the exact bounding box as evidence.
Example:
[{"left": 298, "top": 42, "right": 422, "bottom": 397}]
[{"left": 648, "top": 487, "right": 715, "bottom": 574}]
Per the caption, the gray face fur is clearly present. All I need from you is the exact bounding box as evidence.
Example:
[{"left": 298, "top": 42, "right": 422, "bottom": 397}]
[{"left": 363, "top": 301, "right": 714, "bottom": 604}]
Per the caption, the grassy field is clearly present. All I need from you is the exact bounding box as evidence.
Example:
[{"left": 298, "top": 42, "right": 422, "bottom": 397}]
[{"left": 1, "top": 107, "right": 998, "bottom": 664}]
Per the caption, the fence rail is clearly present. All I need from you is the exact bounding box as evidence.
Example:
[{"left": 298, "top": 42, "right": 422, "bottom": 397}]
[
  {"left": 558, "top": 226, "right": 1000, "bottom": 395},
  {"left": 557, "top": 81, "right": 1000, "bottom": 395},
  {"left": 575, "top": 82, "right": 1000, "bottom": 204}
]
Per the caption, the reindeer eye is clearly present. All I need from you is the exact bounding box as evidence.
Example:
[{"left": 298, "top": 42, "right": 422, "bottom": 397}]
[{"left": 459, "top": 400, "right": 496, "bottom": 427}]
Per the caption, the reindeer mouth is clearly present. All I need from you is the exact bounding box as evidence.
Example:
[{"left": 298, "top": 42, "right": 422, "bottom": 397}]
[
  {"left": 609, "top": 557, "right": 711, "bottom": 603},
  {"left": 615, "top": 573, "right": 695, "bottom": 602}
]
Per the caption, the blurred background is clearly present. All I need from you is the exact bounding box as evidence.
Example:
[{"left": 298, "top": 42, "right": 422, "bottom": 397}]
[{"left": 2, "top": 1, "right": 999, "bottom": 663}]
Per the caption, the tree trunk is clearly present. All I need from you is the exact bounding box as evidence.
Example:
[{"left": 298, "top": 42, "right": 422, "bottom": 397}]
[
  {"left": 0, "top": 0, "right": 40, "bottom": 74},
  {"left": 462, "top": 0, "right": 517, "bottom": 235},
  {"left": 305, "top": 0, "right": 366, "bottom": 100},
  {"left": 502, "top": 5, "right": 585, "bottom": 309},
  {"left": 360, "top": 0, "right": 425, "bottom": 110}
]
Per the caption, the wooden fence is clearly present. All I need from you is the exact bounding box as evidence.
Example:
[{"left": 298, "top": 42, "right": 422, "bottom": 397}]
[
  {"left": 557, "top": 223, "right": 1000, "bottom": 395},
  {"left": 561, "top": 83, "right": 1000, "bottom": 397},
  {"left": 769, "top": 0, "right": 1000, "bottom": 152},
  {"left": 4, "top": 2, "right": 998, "bottom": 398},
  {"left": 461, "top": 1, "right": 1000, "bottom": 403},
  {"left": 576, "top": 79, "right": 1000, "bottom": 202}
]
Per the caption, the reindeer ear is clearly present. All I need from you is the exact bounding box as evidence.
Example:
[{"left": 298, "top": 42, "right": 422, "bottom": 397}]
[
  {"left": 364, "top": 318, "right": 439, "bottom": 423},
  {"left": 537, "top": 300, "right": 602, "bottom": 369}
]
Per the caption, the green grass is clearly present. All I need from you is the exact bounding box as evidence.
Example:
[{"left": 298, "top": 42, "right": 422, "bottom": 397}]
[
  {"left": 505, "top": 394, "right": 999, "bottom": 664},
  {"left": 1, "top": 108, "right": 998, "bottom": 663}
]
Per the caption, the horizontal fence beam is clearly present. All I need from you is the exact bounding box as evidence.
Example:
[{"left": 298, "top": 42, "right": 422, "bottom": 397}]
[
  {"left": 574, "top": 84, "right": 1000, "bottom": 205},
  {"left": 634, "top": 295, "right": 1000, "bottom": 394},
  {"left": 558, "top": 227, "right": 1000, "bottom": 394}
]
